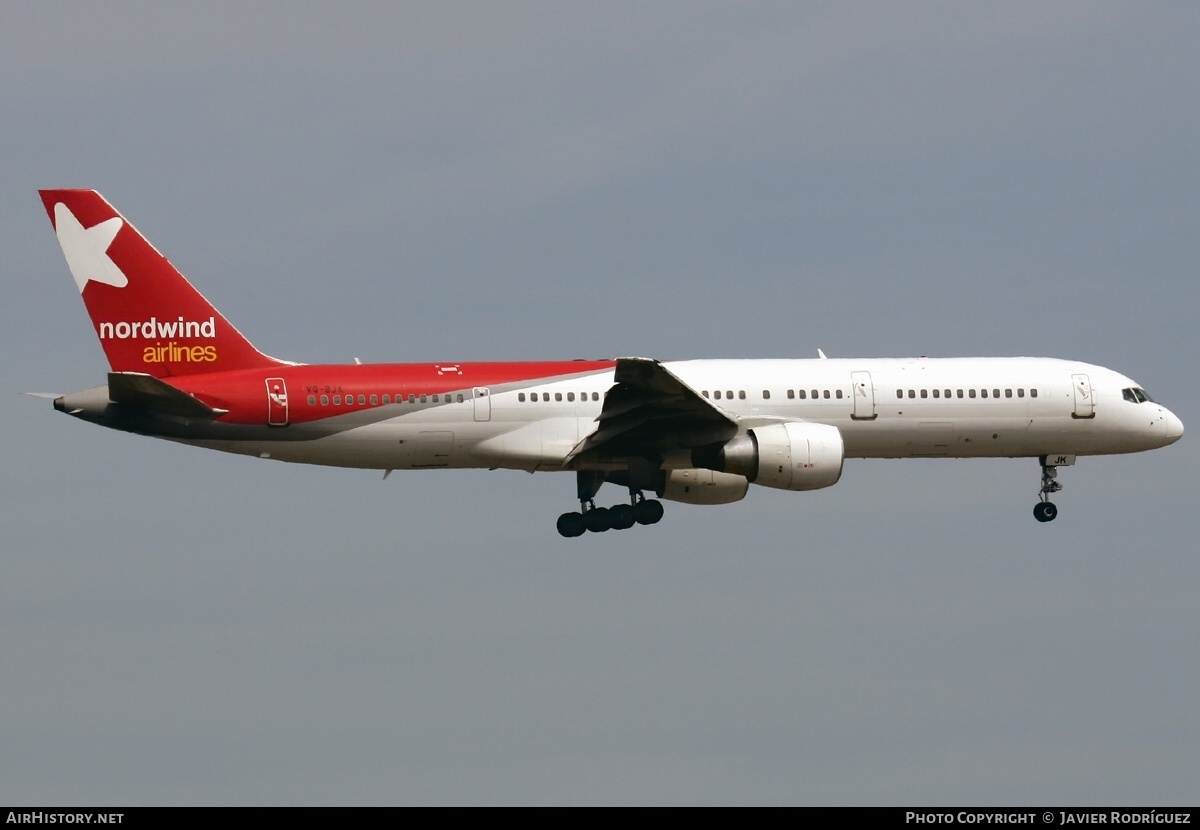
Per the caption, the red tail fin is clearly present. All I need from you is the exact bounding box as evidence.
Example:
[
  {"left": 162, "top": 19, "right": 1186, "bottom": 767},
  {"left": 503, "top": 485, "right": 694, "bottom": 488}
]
[{"left": 39, "top": 189, "right": 286, "bottom": 378}]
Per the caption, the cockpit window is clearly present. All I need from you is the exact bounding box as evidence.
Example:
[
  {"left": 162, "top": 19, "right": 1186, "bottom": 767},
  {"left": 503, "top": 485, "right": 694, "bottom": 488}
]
[{"left": 1123, "top": 387, "right": 1154, "bottom": 404}]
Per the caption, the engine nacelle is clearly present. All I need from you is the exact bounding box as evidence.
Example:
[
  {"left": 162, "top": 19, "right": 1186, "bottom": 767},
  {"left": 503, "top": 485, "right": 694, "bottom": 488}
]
[
  {"left": 692, "top": 422, "right": 844, "bottom": 491},
  {"left": 657, "top": 468, "right": 749, "bottom": 505}
]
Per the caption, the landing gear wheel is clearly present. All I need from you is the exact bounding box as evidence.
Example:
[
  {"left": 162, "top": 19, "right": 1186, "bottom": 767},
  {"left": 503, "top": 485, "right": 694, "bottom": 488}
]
[
  {"left": 584, "top": 506, "right": 612, "bottom": 533},
  {"left": 633, "top": 499, "right": 664, "bottom": 525},
  {"left": 1034, "top": 457, "right": 1065, "bottom": 523},
  {"left": 1033, "top": 502, "right": 1058, "bottom": 523},
  {"left": 609, "top": 503, "right": 636, "bottom": 530},
  {"left": 557, "top": 512, "right": 586, "bottom": 537}
]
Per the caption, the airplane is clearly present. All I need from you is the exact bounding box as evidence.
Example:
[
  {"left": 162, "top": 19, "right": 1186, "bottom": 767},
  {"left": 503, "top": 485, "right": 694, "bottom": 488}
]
[{"left": 39, "top": 189, "right": 1184, "bottom": 537}]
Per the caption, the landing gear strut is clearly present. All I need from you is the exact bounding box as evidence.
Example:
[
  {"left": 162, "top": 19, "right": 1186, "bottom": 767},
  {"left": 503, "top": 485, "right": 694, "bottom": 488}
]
[
  {"left": 557, "top": 471, "right": 664, "bottom": 537},
  {"left": 1033, "top": 457, "right": 1063, "bottom": 523}
]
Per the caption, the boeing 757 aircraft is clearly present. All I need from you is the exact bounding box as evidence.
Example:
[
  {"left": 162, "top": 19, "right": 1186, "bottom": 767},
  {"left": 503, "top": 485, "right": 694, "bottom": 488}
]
[{"left": 40, "top": 190, "right": 1183, "bottom": 536}]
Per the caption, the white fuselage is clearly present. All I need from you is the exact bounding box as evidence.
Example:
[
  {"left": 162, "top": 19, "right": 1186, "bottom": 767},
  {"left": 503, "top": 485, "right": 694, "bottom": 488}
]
[{"left": 192, "top": 357, "right": 1182, "bottom": 471}]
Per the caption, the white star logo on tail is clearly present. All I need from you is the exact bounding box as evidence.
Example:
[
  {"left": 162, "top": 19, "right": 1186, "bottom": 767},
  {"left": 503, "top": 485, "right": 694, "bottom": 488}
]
[{"left": 53, "top": 202, "right": 127, "bottom": 293}]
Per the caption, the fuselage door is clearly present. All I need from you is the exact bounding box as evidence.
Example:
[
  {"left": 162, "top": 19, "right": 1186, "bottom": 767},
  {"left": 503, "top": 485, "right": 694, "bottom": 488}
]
[
  {"left": 850, "top": 371, "right": 877, "bottom": 420},
  {"left": 1071, "top": 373, "right": 1095, "bottom": 419},
  {"left": 473, "top": 387, "right": 491, "bottom": 422},
  {"left": 266, "top": 377, "right": 289, "bottom": 426}
]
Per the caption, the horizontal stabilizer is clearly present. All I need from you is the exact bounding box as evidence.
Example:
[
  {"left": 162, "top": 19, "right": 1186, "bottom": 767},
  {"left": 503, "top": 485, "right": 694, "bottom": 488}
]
[{"left": 107, "top": 372, "right": 223, "bottom": 418}]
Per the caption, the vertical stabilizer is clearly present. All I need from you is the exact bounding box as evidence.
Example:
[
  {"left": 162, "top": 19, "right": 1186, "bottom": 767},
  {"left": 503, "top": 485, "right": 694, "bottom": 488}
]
[{"left": 39, "top": 189, "right": 285, "bottom": 378}]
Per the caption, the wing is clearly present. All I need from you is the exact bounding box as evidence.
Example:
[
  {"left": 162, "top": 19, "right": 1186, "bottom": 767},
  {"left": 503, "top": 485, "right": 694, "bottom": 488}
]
[{"left": 566, "top": 357, "right": 738, "bottom": 465}]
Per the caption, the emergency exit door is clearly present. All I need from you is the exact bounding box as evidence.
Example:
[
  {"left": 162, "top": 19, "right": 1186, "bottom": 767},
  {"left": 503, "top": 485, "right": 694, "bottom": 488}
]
[{"left": 266, "top": 377, "right": 289, "bottom": 426}]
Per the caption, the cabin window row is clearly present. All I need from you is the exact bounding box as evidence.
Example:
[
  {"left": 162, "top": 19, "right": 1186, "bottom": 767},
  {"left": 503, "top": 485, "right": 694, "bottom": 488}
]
[
  {"left": 783, "top": 389, "right": 843, "bottom": 400},
  {"left": 894, "top": 388, "right": 1037, "bottom": 400},
  {"left": 306, "top": 392, "right": 468, "bottom": 406},
  {"left": 703, "top": 389, "right": 847, "bottom": 401},
  {"left": 517, "top": 391, "right": 601, "bottom": 403}
]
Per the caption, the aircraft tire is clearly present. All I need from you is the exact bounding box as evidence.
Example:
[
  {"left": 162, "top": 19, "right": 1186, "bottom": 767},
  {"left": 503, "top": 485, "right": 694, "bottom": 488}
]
[
  {"left": 634, "top": 499, "right": 664, "bottom": 525},
  {"left": 609, "top": 504, "right": 635, "bottom": 530},
  {"left": 1033, "top": 502, "right": 1058, "bottom": 523},
  {"left": 584, "top": 506, "right": 612, "bottom": 533},
  {"left": 557, "top": 512, "right": 586, "bottom": 537}
]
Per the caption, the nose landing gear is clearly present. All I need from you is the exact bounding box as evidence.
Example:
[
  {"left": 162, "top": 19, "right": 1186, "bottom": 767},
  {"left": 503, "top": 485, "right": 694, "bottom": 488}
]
[{"left": 1033, "top": 457, "right": 1064, "bottom": 523}]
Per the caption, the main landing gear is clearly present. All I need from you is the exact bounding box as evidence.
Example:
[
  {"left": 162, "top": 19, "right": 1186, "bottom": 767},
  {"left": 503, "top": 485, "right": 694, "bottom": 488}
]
[
  {"left": 1033, "top": 457, "right": 1064, "bottom": 523},
  {"left": 557, "top": 471, "right": 664, "bottom": 537}
]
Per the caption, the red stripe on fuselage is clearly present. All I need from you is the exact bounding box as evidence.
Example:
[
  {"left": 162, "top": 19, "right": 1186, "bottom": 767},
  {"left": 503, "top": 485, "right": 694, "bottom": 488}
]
[{"left": 168, "top": 360, "right": 617, "bottom": 424}]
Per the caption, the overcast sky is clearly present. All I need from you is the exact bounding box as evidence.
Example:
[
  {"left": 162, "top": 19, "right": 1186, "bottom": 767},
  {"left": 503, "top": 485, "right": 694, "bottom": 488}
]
[{"left": 2, "top": 2, "right": 1197, "bottom": 806}]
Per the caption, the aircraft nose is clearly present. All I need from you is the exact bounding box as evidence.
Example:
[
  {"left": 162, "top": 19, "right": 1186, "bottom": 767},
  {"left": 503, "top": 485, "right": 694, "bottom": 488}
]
[{"left": 1164, "top": 409, "right": 1184, "bottom": 444}]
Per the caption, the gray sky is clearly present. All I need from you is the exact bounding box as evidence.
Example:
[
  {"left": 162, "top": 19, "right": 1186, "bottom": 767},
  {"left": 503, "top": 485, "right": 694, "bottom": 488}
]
[{"left": 2, "top": 2, "right": 1196, "bottom": 805}]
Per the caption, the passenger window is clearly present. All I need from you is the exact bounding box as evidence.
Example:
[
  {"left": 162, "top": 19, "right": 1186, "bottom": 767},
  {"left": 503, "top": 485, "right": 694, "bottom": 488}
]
[
  {"left": 920, "top": 389, "right": 927, "bottom": 399},
  {"left": 823, "top": 390, "right": 830, "bottom": 399},
  {"left": 738, "top": 390, "right": 746, "bottom": 400},
  {"left": 457, "top": 394, "right": 464, "bottom": 403},
  {"left": 799, "top": 390, "right": 807, "bottom": 399},
  {"left": 333, "top": 395, "right": 341, "bottom": 405},
  {"left": 993, "top": 389, "right": 1000, "bottom": 398},
  {"left": 969, "top": 390, "right": 976, "bottom": 399},
  {"left": 713, "top": 390, "right": 721, "bottom": 400},
  {"left": 519, "top": 393, "right": 525, "bottom": 402},
  {"left": 956, "top": 389, "right": 964, "bottom": 398},
  {"left": 321, "top": 395, "right": 329, "bottom": 405},
  {"left": 1018, "top": 389, "right": 1025, "bottom": 398},
  {"left": 762, "top": 390, "right": 770, "bottom": 400},
  {"left": 420, "top": 395, "right": 427, "bottom": 403},
  {"left": 383, "top": 395, "right": 390, "bottom": 404},
  {"left": 896, "top": 390, "right": 903, "bottom": 399},
  {"left": 555, "top": 393, "right": 562, "bottom": 402},
  {"left": 932, "top": 389, "right": 940, "bottom": 398},
  {"left": 726, "top": 390, "right": 734, "bottom": 399},
  {"left": 307, "top": 395, "right": 316, "bottom": 406},
  {"left": 370, "top": 395, "right": 378, "bottom": 405},
  {"left": 787, "top": 390, "right": 795, "bottom": 399},
  {"left": 1030, "top": 389, "right": 1038, "bottom": 398},
  {"left": 1005, "top": 389, "right": 1012, "bottom": 398},
  {"left": 543, "top": 393, "right": 550, "bottom": 402},
  {"left": 702, "top": 390, "right": 709, "bottom": 398},
  {"left": 908, "top": 390, "right": 916, "bottom": 399},
  {"left": 811, "top": 390, "right": 818, "bottom": 399},
  {"left": 981, "top": 389, "right": 988, "bottom": 398},
  {"left": 592, "top": 392, "right": 599, "bottom": 401},
  {"left": 835, "top": 389, "right": 843, "bottom": 399}
]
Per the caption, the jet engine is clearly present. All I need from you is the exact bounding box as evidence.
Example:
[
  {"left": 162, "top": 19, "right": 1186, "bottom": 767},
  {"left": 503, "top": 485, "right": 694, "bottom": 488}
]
[
  {"left": 691, "top": 422, "right": 844, "bottom": 491},
  {"left": 656, "top": 468, "right": 750, "bottom": 505}
]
